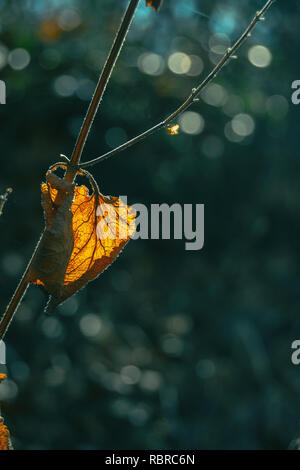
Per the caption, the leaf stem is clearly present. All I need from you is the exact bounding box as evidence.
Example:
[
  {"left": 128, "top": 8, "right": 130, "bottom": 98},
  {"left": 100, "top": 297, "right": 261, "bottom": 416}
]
[{"left": 81, "top": 0, "right": 276, "bottom": 169}]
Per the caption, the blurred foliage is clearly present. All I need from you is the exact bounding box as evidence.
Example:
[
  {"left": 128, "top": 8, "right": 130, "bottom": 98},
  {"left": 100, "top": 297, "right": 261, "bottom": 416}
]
[{"left": 0, "top": 0, "right": 300, "bottom": 450}]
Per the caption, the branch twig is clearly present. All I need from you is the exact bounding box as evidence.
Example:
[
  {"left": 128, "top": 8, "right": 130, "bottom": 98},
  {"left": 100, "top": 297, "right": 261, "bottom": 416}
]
[{"left": 81, "top": 0, "right": 276, "bottom": 169}]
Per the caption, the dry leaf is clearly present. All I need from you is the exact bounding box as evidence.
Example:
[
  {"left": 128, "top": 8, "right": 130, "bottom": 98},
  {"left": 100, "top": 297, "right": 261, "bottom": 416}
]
[
  {"left": 0, "top": 374, "right": 13, "bottom": 451},
  {"left": 146, "top": 0, "right": 164, "bottom": 11},
  {"left": 28, "top": 167, "right": 136, "bottom": 313},
  {"left": 0, "top": 188, "right": 13, "bottom": 217},
  {"left": 166, "top": 124, "right": 180, "bottom": 135}
]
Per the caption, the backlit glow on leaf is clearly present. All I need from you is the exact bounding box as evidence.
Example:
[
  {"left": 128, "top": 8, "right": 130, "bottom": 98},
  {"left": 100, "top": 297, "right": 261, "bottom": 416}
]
[
  {"left": 166, "top": 124, "right": 180, "bottom": 135},
  {"left": 28, "top": 167, "right": 136, "bottom": 313}
]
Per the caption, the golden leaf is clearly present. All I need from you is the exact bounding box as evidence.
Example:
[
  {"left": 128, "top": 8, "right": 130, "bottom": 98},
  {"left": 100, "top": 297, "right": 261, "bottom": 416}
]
[
  {"left": 38, "top": 18, "right": 63, "bottom": 43},
  {"left": 28, "top": 167, "right": 136, "bottom": 313},
  {"left": 0, "top": 374, "right": 13, "bottom": 450}
]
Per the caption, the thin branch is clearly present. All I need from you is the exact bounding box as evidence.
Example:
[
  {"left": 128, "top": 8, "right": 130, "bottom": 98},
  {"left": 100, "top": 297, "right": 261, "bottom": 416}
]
[
  {"left": 81, "top": 0, "right": 276, "bottom": 170},
  {"left": 0, "top": 0, "right": 276, "bottom": 341},
  {"left": 70, "top": 0, "right": 141, "bottom": 168}
]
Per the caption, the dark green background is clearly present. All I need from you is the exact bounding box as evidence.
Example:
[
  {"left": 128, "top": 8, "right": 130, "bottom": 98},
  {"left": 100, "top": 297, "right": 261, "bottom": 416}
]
[{"left": 0, "top": 0, "right": 300, "bottom": 450}]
